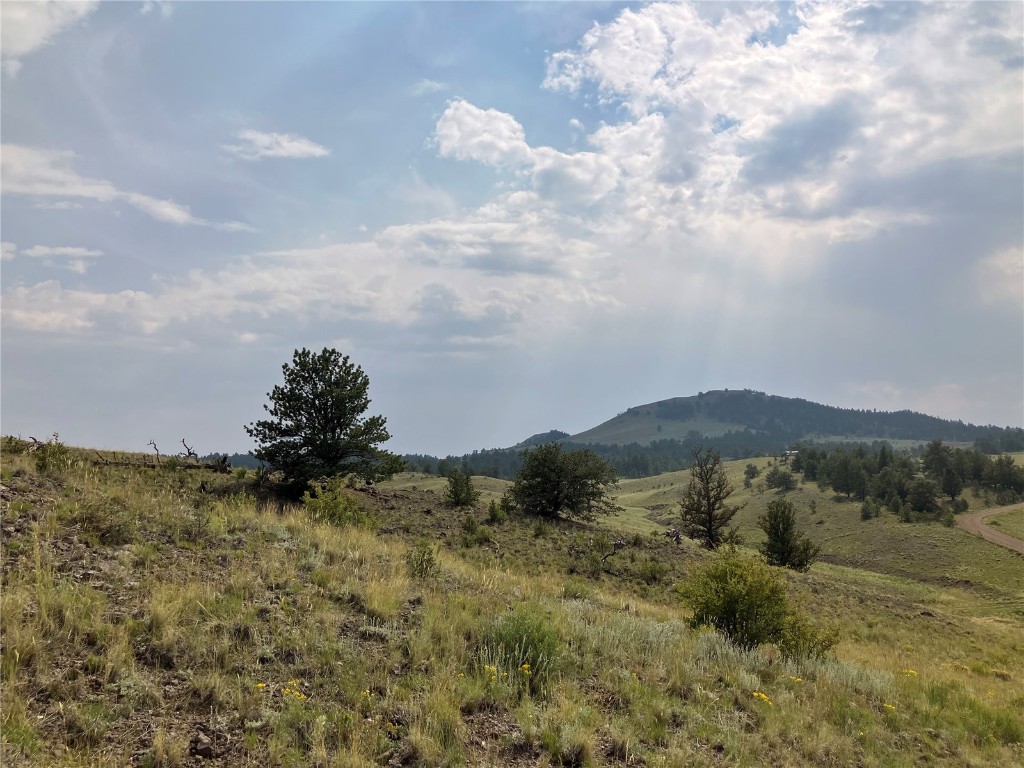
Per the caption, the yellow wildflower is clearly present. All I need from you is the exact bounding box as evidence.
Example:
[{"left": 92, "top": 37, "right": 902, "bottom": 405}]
[
  {"left": 903, "top": 669, "right": 917, "bottom": 677},
  {"left": 752, "top": 691, "right": 772, "bottom": 705},
  {"left": 884, "top": 704, "right": 896, "bottom": 711}
]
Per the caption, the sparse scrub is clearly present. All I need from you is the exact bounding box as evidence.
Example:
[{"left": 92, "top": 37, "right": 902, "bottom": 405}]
[{"left": 1, "top": 440, "right": 1021, "bottom": 767}]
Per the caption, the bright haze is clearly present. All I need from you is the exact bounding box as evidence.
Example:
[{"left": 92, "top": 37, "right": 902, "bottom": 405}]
[{"left": 2, "top": 1, "right": 1022, "bottom": 457}]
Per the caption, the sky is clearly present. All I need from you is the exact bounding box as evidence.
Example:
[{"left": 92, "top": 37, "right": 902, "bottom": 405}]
[{"left": 2, "top": 1, "right": 1022, "bottom": 457}]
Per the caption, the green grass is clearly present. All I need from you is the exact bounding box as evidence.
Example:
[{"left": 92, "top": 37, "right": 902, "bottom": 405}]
[
  {"left": 608, "top": 458, "right": 1024, "bottom": 610},
  {"left": 569, "top": 412, "right": 742, "bottom": 446},
  {"left": 2, "top": 446, "right": 1023, "bottom": 767},
  {"left": 987, "top": 506, "right": 1024, "bottom": 541}
]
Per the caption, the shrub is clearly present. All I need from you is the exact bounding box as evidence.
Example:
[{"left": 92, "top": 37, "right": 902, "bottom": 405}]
[
  {"left": 405, "top": 540, "right": 437, "bottom": 581},
  {"left": 484, "top": 608, "right": 562, "bottom": 695},
  {"left": 460, "top": 515, "right": 492, "bottom": 547},
  {"left": 35, "top": 434, "right": 73, "bottom": 475},
  {"left": 1, "top": 435, "right": 29, "bottom": 455},
  {"left": 301, "top": 480, "right": 373, "bottom": 527},
  {"left": 561, "top": 578, "right": 591, "bottom": 600},
  {"left": 765, "top": 467, "right": 796, "bottom": 492},
  {"left": 637, "top": 558, "right": 668, "bottom": 585},
  {"left": 679, "top": 551, "right": 834, "bottom": 658},
  {"left": 485, "top": 499, "right": 507, "bottom": 525}
]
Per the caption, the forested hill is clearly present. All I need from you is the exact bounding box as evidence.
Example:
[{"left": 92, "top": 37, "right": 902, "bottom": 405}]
[
  {"left": 402, "top": 390, "right": 1023, "bottom": 480},
  {"left": 572, "top": 389, "right": 1012, "bottom": 446}
]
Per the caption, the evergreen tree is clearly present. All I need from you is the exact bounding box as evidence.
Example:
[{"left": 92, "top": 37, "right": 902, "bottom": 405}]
[
  {"left": 941, "top": 467, "right": 963, "bottom": 500},
  {"left": 679, "top": 447, "right": 738, "bottom": 549},
  {"left": 758, "top": 497, "right": 819, "bottom": 572},
  {"left": 245, "top": 348, "right": 402, "bottom": 495},
  {"left": 444, "top": 468, "right": 480, "bottom": 507},
  {"left": 506, "top": 443, "right": 619, "bottom": 520}
]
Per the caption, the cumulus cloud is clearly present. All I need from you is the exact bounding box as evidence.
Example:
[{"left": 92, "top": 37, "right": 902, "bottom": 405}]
[
  {"left": 1, "top": 242, "right": 17, "bottom": 261},
  {"left": 1, "top": 0, "right": 98, "bottom": 76},
  {"left": 223, "top": 130, "right": 330, "bottom": 160},
  {"left": 1, "top": 144, "right": 253, "bottom": 230},
  {"left": 434, "top": 100, "right": 621, "bottom": 206},
  {"left": 435, "top": 101, "right": 532, "bottom": 167}
]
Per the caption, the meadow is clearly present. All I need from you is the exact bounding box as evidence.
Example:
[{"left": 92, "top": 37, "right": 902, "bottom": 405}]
[{"left": 1, "top": 444, "right": 1022, "bottom": 766}]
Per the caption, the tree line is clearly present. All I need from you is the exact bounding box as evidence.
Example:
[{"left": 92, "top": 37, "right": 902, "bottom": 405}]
[{"left": 792, "top": 439, "right": 1024, "bottom": 521}]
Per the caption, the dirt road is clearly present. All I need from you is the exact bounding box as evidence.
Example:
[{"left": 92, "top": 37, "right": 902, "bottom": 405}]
[{"left": 957, "top": 501, "right": 1024, "bottom": 555}]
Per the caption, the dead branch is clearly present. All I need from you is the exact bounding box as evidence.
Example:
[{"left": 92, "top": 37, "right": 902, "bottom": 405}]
[
  {"left": 180, "top": 438, "right": 200, "bottom": 463},
  {"left": 147, "top": 440, "right": 161, "bottom": 466},
  {"left": 601, "top": 538, "right": 628, "bottom": 561}
]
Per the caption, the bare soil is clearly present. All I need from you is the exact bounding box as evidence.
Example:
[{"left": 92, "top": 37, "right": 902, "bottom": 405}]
[{"left": 957, "top": 501, "right": 1024, "bottom": 556}]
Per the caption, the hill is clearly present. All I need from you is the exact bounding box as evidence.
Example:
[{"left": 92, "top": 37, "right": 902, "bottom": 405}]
[
  {"left": 567, "top": 389, "right": 1018, "bottom": 447},
  {"left": 404, "top": 390, "right": 1023, "bottom": 480},
  {"left": 2, "top": 440, "right": 1023, "bottom": 766}
]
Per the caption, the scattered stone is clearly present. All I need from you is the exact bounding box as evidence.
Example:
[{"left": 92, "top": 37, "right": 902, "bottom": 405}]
[{"left": 191, "top": 733, "right": 215, "bottom": 759}]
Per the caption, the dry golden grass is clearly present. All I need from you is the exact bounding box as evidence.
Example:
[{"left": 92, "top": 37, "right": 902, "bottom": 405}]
[{"left": 1, "top": 444, "right": 1022, "bottom": 767}]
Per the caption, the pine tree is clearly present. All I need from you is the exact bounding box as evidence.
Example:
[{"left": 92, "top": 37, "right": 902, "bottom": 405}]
[
  {"left": 758, "top": 497, "right": 819, "bottom": 571},
  {"left": 679, "top": 447, "right": 738, "bottom": 549},
  {"left": 245, "top": 348, "right": 402, "bottom": 495}
]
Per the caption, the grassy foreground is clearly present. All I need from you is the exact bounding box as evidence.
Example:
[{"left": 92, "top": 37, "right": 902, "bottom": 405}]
[{"left": 1, "top": 448, "right": 1023, "bottom": 767}]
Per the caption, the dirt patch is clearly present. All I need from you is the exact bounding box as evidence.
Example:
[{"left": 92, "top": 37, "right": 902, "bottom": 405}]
[{"left": 957, "top": 502, "right": 1024, "bottom": 556}]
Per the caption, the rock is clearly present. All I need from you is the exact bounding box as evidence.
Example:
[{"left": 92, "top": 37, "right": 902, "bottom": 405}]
[{"left": 191, "top": 733, "right": 215, "bottom": 759}]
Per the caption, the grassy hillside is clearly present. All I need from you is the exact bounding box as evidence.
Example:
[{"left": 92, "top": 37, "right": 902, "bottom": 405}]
[
  {"left": 2, "top": 446, "right": 1023, "bottom": 767},
  {"left": 989, "top": 507, "right": 1024, "bottom": 542},
  {"left": 609, "top": 458, "right": 1024, "bottom": 609},
  {"left": 569, "top": 413, "right": 741, "bottom": 446}
]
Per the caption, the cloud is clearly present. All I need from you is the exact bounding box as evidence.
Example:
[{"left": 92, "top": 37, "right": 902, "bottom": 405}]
[
  {"left": 1, "top": 242, "right": 16, "bottom": 261},
  {"left": 976, "top": 246, "right": 1024, "bottom": 307},
  {"left": 32, "top": 200, "right": 83, "bottom": 210},
  {"left": 434, "top": 100, "right": 620, "bottom": 206},
  {"left": 1, "top": 144, "right": 253, "bottom": 230},
  {"left": 411, "top": 78, "right": 448, "bottom": 95},
  {"left": 22, "top": 245, "right": 102, "bottom": 258},
  {"left": 223, "top": 130, "right": 330, "bottom": 160},
  {"left": 140, "top": 1, "right": 173, "bottom": 18},
  {"left": 9, "top": 244, "right": 103, "bottom": 274},
  {"left": 1, "top": 0, "right": 98, "bottom": 76},
  {"left": 435, "top": 101, "right": 532, "bottom": 167}
]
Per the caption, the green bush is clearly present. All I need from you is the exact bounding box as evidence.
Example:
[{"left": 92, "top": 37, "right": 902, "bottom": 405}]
[
  {"left": 484, "top": 608, "right": 562, "bottom": 695},
  {"left": 302, "top": 479, "right": 373, "bottom": 527},
  {"left": 405, "top": 540, "right": 438, "bottom": 581},
  {"left": 679, "top": 551, "right": 835, "bottom": 658},
  {"left": 485, "top": 499, "right": 507, "bottom": 525},
  {"left": 35, "top": 434, "right": 73, "bottom": 475},
  {"left": 561, "top": 578, "right": 591, "bottom": 600},
  {"left": 637, "top": 558, "right": 668, "bottom": 585},
  {"left": 1, "top": 435, "right": 30, "bottom": 455}
]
